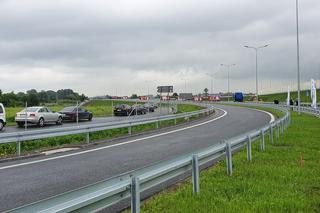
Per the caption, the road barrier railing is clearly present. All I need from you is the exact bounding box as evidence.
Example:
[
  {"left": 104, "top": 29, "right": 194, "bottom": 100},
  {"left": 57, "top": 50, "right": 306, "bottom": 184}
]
[
  {"left": 229, "top": 101, "right": 319, "bottom": 118},
  {"left": 282, "top": 105, "right": 319, "bottom": 117},
  {"left": 9, "top": 104, "right": 290, "bottom": 213},
  {"left": 0, "top": 103, "right": 215, "bottom": 156}
]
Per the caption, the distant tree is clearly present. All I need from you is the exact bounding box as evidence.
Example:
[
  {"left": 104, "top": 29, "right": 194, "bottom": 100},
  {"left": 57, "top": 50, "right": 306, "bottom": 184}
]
[
  {"left": 130, "top": 94, "right": 138, "bottom": 99},
  {"left": 46, "top": 90, "right": 57, "bottom": 102},
  {"left": 17, "top": 92, "right": 27, "bottom": 104},
  {"left": 172, "top": 93, "right": 178, "bottom": 98},
  {"left": 27, "top": 89, "right": 38, "bottom": 95},
  {"left": 38, "top": 90, "right": 48, "bottom": 103},
  {"left": 80, "top": 94, "right": 88, "bottom": 102},
  {"left": 204, "top": 88, "right": 209, "bottom": 97},
  {"left": 27, "top": 93, "right": 40, "bottom": 106}
]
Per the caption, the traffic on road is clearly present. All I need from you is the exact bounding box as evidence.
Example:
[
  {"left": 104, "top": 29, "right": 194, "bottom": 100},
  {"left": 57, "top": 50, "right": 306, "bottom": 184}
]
[{"left": 0, "top": 102, "right": 166, "bottom": 133}]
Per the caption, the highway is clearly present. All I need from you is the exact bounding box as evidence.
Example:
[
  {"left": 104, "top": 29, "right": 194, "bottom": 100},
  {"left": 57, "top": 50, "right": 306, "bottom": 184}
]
[
  {"left": 0, "top": 107, "right": 173, "bottom": 134},
  {"left": 0, "top": 104, "right": 272, "bottom": 212}
]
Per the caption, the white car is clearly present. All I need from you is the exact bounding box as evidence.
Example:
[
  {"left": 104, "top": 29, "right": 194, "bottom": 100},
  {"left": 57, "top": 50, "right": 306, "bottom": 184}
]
[
  {"left": 0, "top": 103, "right": 6, "bottom": 131},
  {"left": 15, "top": 106, "right": 63, "bottom": 128}
]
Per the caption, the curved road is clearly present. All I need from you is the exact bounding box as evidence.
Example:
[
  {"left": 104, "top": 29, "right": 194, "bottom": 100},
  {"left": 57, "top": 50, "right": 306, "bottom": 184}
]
[{"left": 0, "top": 105, "right": 272, "bottom": 212}]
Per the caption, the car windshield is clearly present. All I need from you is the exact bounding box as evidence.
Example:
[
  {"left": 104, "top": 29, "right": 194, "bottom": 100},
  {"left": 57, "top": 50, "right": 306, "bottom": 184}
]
[
  {"left": 21, "top": 107, "right": 39, "bottom": 112},
  {"left": 61, "top": 107, "right": 75, "bottom": 112}
]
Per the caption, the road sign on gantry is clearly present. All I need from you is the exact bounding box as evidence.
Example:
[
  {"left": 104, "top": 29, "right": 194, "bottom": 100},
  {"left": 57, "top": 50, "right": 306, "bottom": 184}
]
[{"left": 157, "top": 86, "right": 173, "bottom": 93}]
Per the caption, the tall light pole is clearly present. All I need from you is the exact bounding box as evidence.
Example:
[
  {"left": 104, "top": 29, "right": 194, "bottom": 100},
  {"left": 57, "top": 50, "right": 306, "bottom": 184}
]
[
  {"left": 221, "top": 64, "right": 236, "bottom": 102},
  {"left": 296, "top": 0, "right": 301, "bottom": 115},
  {"left": 181, "top": 78, "right": 187, "bottom": 93},
  {"left": 244, "top": 44, "right": 269, "bottom": 102},
  {"left": 206, "top": 73, "right": 214, "bottom": 94}
]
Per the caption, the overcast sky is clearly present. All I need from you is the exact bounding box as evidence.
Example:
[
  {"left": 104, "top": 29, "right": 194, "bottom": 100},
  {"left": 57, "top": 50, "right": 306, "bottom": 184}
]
[{"left": 0, "top": 0, "right": 319, "bottom": 96}]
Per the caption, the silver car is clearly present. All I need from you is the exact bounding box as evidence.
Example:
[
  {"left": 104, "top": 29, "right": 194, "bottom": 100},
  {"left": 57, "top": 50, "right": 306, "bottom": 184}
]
[{"left": 15, "top": 106, "right": 63, "bottom": 127}]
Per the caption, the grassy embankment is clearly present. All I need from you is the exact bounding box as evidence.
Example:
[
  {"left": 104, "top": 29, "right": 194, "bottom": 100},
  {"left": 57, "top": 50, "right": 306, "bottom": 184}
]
[
  {"left": 132, "top": 108, "right": 320, "bottom": 213},
  {"left": 0, "top": 101, "right": 204, "bottom": 158},
  {"left": 258, "top": 89, "right": 320, "bottom": 103}
]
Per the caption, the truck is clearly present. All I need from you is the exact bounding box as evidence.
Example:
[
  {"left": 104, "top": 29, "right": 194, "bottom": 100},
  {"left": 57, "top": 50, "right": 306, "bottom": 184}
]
[
  {"left": 0, "top": 103, "right": 6, "bottom": 131},
  {"left": 234, "top": 92, "right": 244, "bottom": 102}
]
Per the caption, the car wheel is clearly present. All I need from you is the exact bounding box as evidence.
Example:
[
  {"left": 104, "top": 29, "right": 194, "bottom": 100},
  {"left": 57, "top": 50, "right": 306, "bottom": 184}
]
[
  {"left": 88, "top": 115, "right": 92, "bottom": 121},
  {"left": 38, "top": 118, "right": 45, "bottom": 127},
  {"left": 17, "top": 122, "right": 24, "bottom": 128},
  {"left": 56, "top": 116, "right": 63, "bottom": 125},
  {"left": 0, "top": 121, "right": 4, "bottom": 131}
]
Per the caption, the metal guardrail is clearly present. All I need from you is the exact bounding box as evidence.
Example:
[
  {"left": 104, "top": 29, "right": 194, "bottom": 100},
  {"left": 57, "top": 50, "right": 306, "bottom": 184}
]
[
  {"left": 0, "top": 103, "right": 215, "bottom": 156},
  {"left": 8, "top": 104, "right": 290, "bottom": 213},
  {"left": 279, "top": 105, "right": 319, "bottom": 117},
  {"left": 231, "top": 101, "right": 320, "bottom": 117}
]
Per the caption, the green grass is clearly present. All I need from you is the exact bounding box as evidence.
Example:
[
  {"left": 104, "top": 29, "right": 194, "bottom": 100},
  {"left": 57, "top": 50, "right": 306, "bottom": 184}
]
[
  {"left": 258, "top": 89, "right": 319, "bottom": 103},
  {"left": 0, "top": 102, "right": 207, "bottom": 158},
  {"left": 133, "top": 110, "right": 320, "bottom": 213},
  {"left": 176, "top": 104, "right": 204, "bottom": 113}
]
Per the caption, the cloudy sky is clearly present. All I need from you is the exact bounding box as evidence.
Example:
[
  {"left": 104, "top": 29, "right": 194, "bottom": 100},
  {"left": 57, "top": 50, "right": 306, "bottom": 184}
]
[{"left": 0, "top": 0, "right": 319, "bottom": 96}]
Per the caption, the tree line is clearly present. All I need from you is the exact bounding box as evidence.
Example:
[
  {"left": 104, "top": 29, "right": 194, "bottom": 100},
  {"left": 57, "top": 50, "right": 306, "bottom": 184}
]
[{"left": 0, "top": 89, "right": 88, "bottom": 107}]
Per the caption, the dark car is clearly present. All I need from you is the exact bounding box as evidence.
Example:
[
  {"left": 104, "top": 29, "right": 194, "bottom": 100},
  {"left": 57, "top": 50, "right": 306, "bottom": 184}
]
[
  {"left": 59, "top": 106, "right": 93, "bottom": 121},
  {"left": 131, "top": 104, "right": 147, "bottom": 115},
  {"left": 114, "top": 104, "right": 132, "bottom": 116},
  {"left": 143, "top": 103, "right": 155, "bottom": 112}
]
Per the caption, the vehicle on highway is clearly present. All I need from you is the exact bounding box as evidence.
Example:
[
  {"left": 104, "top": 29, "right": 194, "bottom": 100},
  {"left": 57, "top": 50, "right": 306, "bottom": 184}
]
[
  {"left": 15, "top": 107, "right": 63, "bottom": 127},
  {"left": 59, "top": 106, "right": 93, "bottom": 122},
  {"left": 132, "top": 104, "right": 147, "bottom": 115},
  {"left": 0, "top": 103, "right": 6, "bottom": 131},
  {"left": 234, "top": 92, "right": 244, "bottom": 102},
  {"left": 114, "top": 104, "right": 132, "bottom": 116},
  {"left": 143, "top": 103, "right": 155, "bottom": 112}
]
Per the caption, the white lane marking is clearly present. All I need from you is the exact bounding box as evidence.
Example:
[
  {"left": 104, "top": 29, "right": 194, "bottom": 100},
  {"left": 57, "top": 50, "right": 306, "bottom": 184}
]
[
  {"left": 247, "top": 108, "right": 275, "bottom": 123},
  {"left": 0, "top": 108, "right": 228, "bottom": 170}
]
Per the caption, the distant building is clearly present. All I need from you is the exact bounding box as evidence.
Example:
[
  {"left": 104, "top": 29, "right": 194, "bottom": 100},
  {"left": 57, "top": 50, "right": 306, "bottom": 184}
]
[
  {"left": 139, "top": 95, "right": 154, "bottom": 101},
  {"left": 179, "top": 93, "right": 193, "bottom": 101},
  {"left": 193, "top": 96, "right": 203, "bottom": 102},
  {"left": 208, "top": 95, "right": 221, "bottom": 101}
]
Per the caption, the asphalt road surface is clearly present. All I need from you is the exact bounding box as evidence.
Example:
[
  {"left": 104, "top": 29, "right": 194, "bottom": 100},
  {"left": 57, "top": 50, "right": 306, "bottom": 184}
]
[
  {"left": 0, "top": 105, "right": 272, "bottom": 212},
  {"left": 0, "top": 107, "right": 173, "bottom": 134}
]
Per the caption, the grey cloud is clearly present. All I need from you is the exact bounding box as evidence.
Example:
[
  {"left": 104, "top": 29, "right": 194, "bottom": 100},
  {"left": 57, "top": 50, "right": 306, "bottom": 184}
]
[{"left": 0, "top": 0, "right": 319, "bottom": 96}]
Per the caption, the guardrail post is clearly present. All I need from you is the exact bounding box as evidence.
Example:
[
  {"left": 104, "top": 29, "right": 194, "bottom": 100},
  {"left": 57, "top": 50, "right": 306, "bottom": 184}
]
[
  {"left": 226, "top": 142, "right": 232, "bottom": 176},
  {"left": 86, "top": 132, "right": 90, "bottom": 144},
  {"left": 128, "top": 125, "right": 132, "bottom": 135},
  {"left": 192, "top": 155, "right": 200, "bottom": 194},
  {"left": 174, "top": 118, "right": 177, "bottom": 125},
  {"left": 260, "top": 130, "right": 265, "bottom": 151},
  {"left": 131, "top": 176, "right": 140, "bottom": 213},
  {"left": 156, "top": 121, "right": 159, "bottom": 129},
  {"left": 16, "top": 141, "right": 21, "bottom": 156},
  {"left": 247, "top": 135, "right": 252, "bottom": 161},
  {"left": 269, "top": 124, "right": 273, "bottom": 144}
]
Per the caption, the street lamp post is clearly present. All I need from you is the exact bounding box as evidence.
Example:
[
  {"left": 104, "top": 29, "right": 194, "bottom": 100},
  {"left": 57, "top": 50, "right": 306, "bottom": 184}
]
[
  {"left": 244, "top": 44, "right": 269, "bottom": 102},
  {"left": 206, "top": 73, "right": 214, "bottom": 95},
  {"left": 181, "top": 78, "right": 187, "bottom": 93},
  {"left": 296, "top": 0, "right": 301, "bottom": 115},
  {"left": 221, "top": 64, "right": 236, "bottom": 102},
  {"left": 145, "top": 81, "right": 151, "bottom": 113}
]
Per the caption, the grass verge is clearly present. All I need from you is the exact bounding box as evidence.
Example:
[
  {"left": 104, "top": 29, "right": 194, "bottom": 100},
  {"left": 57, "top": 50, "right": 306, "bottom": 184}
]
[
  {"left": 131, "top": 108, "right": 320, "bottom": 213},
  {"left": 258, "top": 89, "right": 319, "bottom": 103}
]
